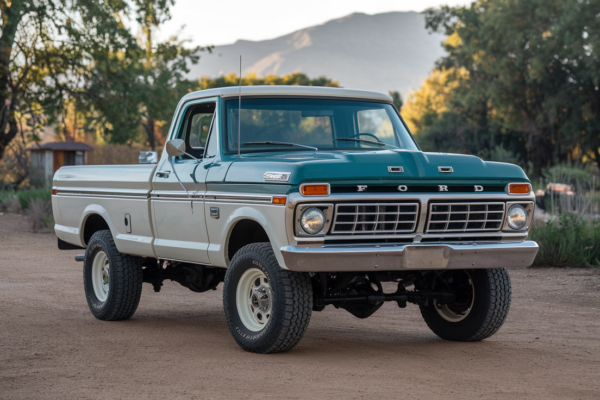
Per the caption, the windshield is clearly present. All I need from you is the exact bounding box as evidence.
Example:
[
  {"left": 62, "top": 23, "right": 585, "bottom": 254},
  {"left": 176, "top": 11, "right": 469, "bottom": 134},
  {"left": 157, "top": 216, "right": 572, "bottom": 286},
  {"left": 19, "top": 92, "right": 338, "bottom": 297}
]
[{"left": 225, "top": 98, "right": 418, "bottom": 154}]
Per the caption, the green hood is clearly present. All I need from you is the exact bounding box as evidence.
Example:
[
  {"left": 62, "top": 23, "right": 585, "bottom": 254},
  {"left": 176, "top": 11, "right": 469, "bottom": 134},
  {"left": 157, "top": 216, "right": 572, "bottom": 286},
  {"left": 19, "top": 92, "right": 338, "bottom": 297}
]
[{"left": 224, "top": 150, "right": 529, "bottom": 187}]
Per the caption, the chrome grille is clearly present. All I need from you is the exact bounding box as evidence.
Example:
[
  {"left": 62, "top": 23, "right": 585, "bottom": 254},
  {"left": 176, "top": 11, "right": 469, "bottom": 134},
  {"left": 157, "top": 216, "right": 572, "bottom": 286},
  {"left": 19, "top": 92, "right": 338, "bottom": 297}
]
[
  {"left": 331, "top": 203, "right": 419, "bottom": 234},
  {"left": 426, "top": 202, "right": 505, "bottom": 233}
]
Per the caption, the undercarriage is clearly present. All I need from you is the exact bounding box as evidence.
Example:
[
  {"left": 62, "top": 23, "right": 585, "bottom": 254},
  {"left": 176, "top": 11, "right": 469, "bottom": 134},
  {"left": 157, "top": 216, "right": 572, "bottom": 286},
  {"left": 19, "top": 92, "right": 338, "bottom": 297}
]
[{"left": 141, "top": 260, "right": 472, "bottom": 320}]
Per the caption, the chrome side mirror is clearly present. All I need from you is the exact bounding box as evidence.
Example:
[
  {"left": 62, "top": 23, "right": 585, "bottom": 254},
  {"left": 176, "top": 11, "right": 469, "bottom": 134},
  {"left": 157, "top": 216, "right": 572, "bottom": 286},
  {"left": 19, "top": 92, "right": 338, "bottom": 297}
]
[
  {"left": 139, "top": 151, "right": 158, "bottom": 164},
  {"left": 166, "top": 139, "right": 186, "bottom": 157}
]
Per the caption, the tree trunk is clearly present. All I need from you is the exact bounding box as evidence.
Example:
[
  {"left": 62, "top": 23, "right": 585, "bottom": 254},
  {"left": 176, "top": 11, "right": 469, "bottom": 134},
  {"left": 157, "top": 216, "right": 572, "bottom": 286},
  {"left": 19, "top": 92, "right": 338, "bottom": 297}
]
[
  {"left": 0, "top": 1, "right": 26, "bottom": 161},
  {"left": 144, "top": 116, "right": 156, "bottom": 151}
]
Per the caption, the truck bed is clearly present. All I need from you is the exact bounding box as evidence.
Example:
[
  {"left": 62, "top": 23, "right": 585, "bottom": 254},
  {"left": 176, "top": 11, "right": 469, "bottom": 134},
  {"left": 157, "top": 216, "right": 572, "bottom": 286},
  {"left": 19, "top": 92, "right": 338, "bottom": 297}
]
[{"left": 52, "top": 164, "right": 157, "bottom": 257}]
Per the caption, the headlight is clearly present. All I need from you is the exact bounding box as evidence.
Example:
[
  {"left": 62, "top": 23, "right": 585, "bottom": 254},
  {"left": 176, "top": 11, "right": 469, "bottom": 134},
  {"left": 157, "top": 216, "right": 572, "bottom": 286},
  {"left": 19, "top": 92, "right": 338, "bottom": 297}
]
[
  {"left": 300, "top": 207, "right": 325, "bottom": 235},
  {"left": 507, "top": 204, "right": 527, "bottom": 230}
]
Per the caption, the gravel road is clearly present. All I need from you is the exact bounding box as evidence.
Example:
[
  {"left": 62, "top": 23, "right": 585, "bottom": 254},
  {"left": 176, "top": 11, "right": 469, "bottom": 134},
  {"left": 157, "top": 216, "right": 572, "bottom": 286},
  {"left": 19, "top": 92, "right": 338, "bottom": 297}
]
[{"left": 1, "top": 213, "right": 599, "bottom": 399}]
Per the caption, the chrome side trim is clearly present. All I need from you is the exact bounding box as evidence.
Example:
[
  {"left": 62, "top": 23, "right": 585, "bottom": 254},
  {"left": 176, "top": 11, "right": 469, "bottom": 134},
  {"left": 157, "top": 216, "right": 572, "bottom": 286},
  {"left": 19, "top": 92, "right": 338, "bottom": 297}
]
[
  {"left": 149, "top": 191, "right": 280, "bottom": 204},
  {"left": 204, "top": 191, "right": 274, "bottom": 204},
  {"left": 281, "top": 241, "right": 539, "bottom": 272},
  {"left": 55, "top": 191, "right": 149, "bottom": 199}
]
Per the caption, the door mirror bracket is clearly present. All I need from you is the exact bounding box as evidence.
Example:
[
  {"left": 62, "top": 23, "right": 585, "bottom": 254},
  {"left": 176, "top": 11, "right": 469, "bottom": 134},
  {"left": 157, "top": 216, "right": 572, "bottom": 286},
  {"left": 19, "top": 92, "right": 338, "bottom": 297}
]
[{"left": 166, "top": 139, "right": 201, "bottom": 162}]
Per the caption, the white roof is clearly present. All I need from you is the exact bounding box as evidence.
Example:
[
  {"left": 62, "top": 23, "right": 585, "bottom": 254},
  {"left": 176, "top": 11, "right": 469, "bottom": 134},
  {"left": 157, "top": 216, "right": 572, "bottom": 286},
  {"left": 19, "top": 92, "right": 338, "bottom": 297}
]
[{"left": 181, "top": 85, "right": 392, "bottom": 103}]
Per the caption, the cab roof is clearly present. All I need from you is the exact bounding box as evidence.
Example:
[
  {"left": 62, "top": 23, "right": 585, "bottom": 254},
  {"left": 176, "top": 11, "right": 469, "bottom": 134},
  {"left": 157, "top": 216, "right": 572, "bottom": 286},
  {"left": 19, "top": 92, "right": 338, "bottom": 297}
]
[{"left": 181, "top": 85, "right": 393, "bottom": 103}]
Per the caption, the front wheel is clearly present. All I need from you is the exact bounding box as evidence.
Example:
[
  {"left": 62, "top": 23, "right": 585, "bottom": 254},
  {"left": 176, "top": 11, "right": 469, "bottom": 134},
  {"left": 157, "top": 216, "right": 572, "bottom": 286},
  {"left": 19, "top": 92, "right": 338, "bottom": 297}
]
[
  {"left": 223, "top": 243, "right": 313, "bottom": 353},
  {"left": 419, "top": 268, "right": 511, "bottom": 342}
]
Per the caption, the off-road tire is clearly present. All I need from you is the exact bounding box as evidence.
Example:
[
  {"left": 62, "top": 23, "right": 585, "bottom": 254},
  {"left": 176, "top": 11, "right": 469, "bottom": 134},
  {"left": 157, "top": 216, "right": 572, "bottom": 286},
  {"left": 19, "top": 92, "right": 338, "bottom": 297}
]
[
  {"left": 83, "top": 229, "right": 143, "bottom": 321},
  {"left": 223, "top": 243, "right": 313, "bottom": 353},
  {"left": 420, "top": 268, "right": 511, "bottom": 342}
]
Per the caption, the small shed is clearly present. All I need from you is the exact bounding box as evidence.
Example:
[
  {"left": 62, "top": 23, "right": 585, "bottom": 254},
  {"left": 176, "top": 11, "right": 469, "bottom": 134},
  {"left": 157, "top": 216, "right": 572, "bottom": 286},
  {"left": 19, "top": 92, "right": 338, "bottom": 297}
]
[{"left": 28, "top": 142, "right": 94, "bottom": 181}]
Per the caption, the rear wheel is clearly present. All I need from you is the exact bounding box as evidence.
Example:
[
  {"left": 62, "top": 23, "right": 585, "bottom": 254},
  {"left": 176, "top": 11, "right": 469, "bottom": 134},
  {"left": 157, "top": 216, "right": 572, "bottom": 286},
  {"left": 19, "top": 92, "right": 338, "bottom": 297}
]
[
  {"left": 419, "top": 268, "right": 511, "bottom": 341},
  {"left": 83, "top": 230, "right": 143, "bottom": 321},
  {"left": 223, "top": 243, "right": 313, "bottom": 353}
]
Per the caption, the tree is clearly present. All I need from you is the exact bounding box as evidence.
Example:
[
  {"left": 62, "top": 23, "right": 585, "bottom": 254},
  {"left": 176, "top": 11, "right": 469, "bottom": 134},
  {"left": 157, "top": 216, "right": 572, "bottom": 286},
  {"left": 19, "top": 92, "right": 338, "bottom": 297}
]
[
  {"left": 0, "top": 0, "right": 135, "bottom": 160},
  {"left": 417, "top": 0, "right": 600, "bottom": 175},
  {"left": 198, "top": 72, "right": 340, "bottom": 89},
  {"left": 389, "top": 90, "right": 403, "bottom": 111},
  {"left": 132, "top": 0, "right": 211, "bottom": 150}
]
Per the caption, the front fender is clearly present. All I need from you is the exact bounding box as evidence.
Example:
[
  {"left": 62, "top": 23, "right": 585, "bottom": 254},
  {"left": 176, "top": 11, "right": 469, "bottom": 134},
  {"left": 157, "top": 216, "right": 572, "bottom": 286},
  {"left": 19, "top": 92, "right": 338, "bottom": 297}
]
[{"left": 206, "top": 204, "right": 288, "bottom": 268}]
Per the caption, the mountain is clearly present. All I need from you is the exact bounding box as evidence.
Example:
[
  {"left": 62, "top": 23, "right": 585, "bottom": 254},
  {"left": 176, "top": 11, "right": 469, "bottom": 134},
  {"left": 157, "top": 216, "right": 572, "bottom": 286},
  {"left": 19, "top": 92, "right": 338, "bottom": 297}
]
[{"left": 189, "top": 12, "right": 447, "bottom": 98}]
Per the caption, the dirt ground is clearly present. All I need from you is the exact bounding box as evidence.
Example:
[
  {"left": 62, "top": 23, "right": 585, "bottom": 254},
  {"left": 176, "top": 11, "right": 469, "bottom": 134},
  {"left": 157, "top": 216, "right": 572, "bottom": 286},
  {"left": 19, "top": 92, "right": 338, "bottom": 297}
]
[{"left": 1, "top": 213, "right": 600, "bottom": 400}]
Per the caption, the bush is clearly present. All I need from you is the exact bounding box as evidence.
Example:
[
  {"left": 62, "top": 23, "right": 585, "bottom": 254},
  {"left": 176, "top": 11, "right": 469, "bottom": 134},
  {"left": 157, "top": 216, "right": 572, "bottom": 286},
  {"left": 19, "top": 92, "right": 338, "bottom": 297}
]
[
  {"left": 16, "top": 188, "right": 52, "bottom": 210},
  {"left": 26, "top": 198, "right": 52, "bottom": 232},
  {"left": 530, "top": 213, "right": 600, "bottom": 268}
]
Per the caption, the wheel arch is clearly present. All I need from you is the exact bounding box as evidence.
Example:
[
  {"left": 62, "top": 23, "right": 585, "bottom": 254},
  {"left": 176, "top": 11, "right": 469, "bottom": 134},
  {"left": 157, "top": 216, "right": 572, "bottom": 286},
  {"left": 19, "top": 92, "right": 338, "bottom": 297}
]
[
  {"left": 80, "top": 205, "right": 115, "bottom": 246},
  {"left": 226, "top": 218, "right": 270, "bottom": 265}
]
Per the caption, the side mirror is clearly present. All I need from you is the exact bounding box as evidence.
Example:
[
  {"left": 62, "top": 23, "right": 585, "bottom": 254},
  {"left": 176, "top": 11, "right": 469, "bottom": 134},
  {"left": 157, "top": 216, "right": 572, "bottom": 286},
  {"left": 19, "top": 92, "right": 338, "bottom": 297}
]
[
  {"left": 166, "top": 139, "right": 186, "bottom": 157},
  {"left": 139, "top": 151, "right": 158, "bottom": 164}
]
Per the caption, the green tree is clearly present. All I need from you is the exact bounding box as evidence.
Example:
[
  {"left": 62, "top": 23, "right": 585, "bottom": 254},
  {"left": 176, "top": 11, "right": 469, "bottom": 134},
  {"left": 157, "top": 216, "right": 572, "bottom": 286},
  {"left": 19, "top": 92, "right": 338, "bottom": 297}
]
[
  {"left": 418, "top": 0, "right": 600, "bottom": 175},
  {"left": 0, "top": 0, "right": 136, "bottom": 159},
  {"left": 198, "top": 72, "right": 340, "bottom": 89},
  {"left": 389, "top": 90, "right": 403, "bottom": 111},
  {"left": 132, "top": 0, "right": 212, "bottom": 150}
]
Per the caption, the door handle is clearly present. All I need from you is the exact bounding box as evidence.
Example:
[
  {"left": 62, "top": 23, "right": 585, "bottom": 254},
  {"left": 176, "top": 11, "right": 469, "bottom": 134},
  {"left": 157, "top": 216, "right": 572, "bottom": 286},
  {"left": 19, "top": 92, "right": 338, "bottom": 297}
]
[{"left": 156, "top": 171, "right": 170, "bottom": 178}]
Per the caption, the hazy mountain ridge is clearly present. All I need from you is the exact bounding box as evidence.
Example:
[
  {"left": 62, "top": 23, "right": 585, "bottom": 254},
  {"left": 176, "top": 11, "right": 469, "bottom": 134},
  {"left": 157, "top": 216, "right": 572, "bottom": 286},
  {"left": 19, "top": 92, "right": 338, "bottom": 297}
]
[{"left": 190, "top": 12, "right": 447, "bottom": 97}]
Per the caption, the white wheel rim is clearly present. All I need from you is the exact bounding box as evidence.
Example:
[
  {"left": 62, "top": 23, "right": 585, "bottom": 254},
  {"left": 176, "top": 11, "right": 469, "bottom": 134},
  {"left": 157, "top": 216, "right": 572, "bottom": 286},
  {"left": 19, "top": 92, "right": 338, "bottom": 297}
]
[
  {"left": 434, "top": 272, "right": 474, "bottom": 323},
  {"left": 92, "top": 251, "right": 110, "bottom": 302},
  {"left": 236, "top": 268, "right": 272, "bottom": 332}
]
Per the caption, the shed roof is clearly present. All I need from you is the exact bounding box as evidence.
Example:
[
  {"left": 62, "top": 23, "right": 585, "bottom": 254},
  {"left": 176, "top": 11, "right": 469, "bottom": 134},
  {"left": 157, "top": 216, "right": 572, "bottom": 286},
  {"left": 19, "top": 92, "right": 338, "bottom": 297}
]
[{"left": 27, "top": 142, "right": 94, "bottom": 152}]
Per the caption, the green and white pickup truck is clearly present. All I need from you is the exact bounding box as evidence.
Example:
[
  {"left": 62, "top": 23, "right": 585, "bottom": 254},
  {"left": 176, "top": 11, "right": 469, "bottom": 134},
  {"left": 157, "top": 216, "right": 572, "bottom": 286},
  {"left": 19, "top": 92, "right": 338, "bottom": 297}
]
[{"left": 52, "top": 86, "right": 538, "bottom": 353}]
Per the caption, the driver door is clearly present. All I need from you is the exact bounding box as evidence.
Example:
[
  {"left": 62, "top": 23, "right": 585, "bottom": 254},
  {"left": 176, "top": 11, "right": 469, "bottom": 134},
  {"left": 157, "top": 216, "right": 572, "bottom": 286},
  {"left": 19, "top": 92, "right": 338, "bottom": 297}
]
[{"left": 151, "top": 98, "right": 218, "bottom": 264}]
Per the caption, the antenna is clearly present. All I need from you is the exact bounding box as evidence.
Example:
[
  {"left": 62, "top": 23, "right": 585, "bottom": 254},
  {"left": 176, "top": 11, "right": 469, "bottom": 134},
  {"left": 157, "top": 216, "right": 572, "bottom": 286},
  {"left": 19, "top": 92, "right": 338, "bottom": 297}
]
[{"left": 238, "top": 55, "right": 242, "bottom": 157}]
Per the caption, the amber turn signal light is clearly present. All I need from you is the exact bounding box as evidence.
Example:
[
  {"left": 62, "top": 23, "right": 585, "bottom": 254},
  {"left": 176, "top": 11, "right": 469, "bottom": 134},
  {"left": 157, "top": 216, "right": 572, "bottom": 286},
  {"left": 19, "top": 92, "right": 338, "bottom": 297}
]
[
  {"left": 508, "top": 183, "right": 531, "bottom": 195},
  {"left": 51, "top": 189, "right": 57, "bottom": 195},
  {"left": 301, "top": 184, "right": 330, "bottom": 196},
  {"left": 272, "top": 196, "right": 287, "bottom": 205}
]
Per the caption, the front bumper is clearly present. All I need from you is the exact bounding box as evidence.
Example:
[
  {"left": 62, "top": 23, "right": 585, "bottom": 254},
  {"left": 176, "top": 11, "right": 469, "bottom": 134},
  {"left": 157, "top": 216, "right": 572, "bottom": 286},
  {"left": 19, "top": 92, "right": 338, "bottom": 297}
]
[{"left": 280, "top": 241, "right": 539, "bottom": 272}]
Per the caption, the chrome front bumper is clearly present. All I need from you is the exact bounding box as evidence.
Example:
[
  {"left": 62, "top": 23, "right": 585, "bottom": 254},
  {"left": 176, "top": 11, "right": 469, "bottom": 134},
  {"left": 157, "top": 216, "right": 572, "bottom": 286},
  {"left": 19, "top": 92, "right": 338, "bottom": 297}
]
[{"left": 280, "top": 241, "right": 539, "bottom": 272}]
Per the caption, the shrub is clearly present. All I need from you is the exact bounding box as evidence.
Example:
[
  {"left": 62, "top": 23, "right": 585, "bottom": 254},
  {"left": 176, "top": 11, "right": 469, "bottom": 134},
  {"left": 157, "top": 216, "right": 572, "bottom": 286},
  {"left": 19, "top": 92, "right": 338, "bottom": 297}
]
[
  {"left": 2, "top": 195, "right": 22, "bottom": 213},
  {"left": 26, "top": 198, "right": 52, "bottom": 233},
  {"left": 530, "top": 213, "right": 600, "bottom": 268},
  {"left": 16, "top": 188, "right": 52, "bottom": 210}
]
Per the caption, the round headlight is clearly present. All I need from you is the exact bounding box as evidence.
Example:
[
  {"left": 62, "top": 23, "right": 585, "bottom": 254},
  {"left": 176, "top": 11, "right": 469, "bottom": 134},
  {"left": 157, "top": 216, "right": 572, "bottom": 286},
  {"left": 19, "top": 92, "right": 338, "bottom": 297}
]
[
  {"left": 300, "top": 207, "right": 325, "bottom": 235},
  {"left": 507, "top": 204, "right": 527, "bottom": 230}
]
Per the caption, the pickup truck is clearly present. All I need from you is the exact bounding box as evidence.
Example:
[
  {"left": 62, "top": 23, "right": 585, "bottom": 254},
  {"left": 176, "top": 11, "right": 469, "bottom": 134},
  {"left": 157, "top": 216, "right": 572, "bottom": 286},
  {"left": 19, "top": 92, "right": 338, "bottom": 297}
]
[{"left": 52, "top": 86, "right": 539, "bottom": 354}]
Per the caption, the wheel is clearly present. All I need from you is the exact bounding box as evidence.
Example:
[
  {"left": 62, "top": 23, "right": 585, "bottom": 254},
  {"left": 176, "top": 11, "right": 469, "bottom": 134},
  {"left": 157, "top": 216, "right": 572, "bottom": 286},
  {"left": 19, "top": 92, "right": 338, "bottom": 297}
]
[
  {"left": 419, "top": 268, "right": 511, "bottom": 342},
  {"left": 223, "top": 243, "right": 313, "bottom": 353},
  {"left": 83, "top": 229, "right": 143, "bottom": 321}
]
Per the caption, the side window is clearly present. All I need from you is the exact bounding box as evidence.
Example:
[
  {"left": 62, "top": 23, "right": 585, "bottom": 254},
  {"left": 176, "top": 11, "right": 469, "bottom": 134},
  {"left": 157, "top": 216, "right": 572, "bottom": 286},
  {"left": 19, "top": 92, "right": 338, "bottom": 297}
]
[
  {"left": 204, "top": 123, "right": 218, "bottom": 159},
  {"left": 189, "top": 112, "right": 213, "bottom": 149},
  {"left": 176, "top": 102, "right": 215, "bottom": 160}
]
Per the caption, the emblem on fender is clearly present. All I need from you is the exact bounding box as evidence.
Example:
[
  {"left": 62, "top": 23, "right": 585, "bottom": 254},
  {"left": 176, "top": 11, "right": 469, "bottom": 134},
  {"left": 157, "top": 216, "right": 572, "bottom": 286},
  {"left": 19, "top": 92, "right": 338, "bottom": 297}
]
[
  {"left": 357, "top": 185, "right": 368, "bottom": 192},
  {"left": 438, "top": 185, "right": 449, "bottom": 192}
]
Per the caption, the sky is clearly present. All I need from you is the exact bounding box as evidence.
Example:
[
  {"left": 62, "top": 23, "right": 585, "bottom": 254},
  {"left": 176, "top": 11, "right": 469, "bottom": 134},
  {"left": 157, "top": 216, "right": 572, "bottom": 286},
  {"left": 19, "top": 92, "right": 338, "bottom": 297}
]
[{"left": 158, "top": 0, "right": 473, "bottom": 46}]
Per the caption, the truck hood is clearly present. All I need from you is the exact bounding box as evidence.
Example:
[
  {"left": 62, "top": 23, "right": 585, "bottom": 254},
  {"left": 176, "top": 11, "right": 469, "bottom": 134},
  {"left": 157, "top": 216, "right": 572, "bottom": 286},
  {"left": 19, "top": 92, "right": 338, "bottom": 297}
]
[{"left": 224, "top": 150, "right": 528, "bottom": 185}]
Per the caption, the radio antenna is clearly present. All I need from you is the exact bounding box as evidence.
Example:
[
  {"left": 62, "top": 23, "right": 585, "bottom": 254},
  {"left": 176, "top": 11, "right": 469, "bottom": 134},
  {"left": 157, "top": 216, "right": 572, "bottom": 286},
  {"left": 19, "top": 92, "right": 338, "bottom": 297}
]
[{"left": 238, "top": 55, "right": 242, "bottom": 157}]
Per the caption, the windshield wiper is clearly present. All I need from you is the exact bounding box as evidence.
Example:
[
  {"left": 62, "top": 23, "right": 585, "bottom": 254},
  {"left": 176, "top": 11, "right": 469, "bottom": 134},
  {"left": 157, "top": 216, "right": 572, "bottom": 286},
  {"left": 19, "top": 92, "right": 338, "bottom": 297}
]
[
  {"left": 243, "top": 141, "right": 318, "bottom": 151},
  {"left": 333, "top": 138, "right": 398, "bottom": 148}
]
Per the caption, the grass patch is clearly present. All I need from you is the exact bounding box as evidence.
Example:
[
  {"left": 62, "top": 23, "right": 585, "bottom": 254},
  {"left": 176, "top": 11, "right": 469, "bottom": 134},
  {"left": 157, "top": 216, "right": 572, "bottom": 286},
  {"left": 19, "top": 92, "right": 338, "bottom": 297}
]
[
  {"left": 530, "top": 213, "right": 600, "bottom": 268},
  {"left": 15, "top": 188, "right": 51, "bottom": 210}
]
